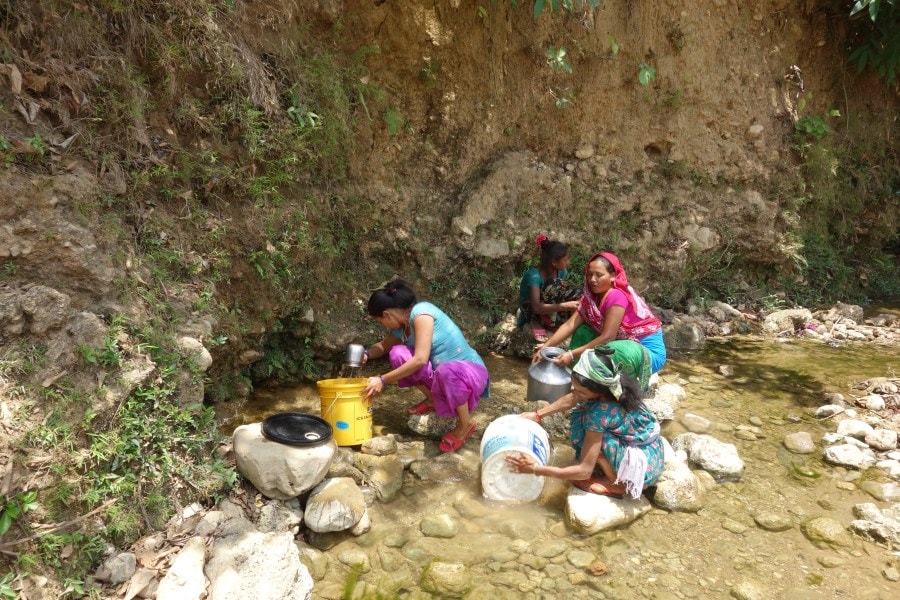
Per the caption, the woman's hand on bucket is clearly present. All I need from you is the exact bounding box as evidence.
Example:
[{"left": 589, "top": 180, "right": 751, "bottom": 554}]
[
  {"left": 505, "top": 451, "right": 537, "bottom": 474},
  {"left": 363, "top": 376, "right": 384, "bottom": 399},
  {"left": 520, "top": 411, "right": 540, "bottom": 423}
]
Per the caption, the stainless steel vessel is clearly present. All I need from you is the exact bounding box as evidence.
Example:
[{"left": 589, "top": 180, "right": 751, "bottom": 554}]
[
  {"left": 526, "top": 346, "right": 572, "bottom": 403},
  {"left": 345, "top": 344, "right": 366, "bottom": 368}
]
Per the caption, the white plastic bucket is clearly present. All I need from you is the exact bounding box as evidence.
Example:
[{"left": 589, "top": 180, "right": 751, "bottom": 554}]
[{"left": 480, "top": 414, "right": 550, "bottom": 502}]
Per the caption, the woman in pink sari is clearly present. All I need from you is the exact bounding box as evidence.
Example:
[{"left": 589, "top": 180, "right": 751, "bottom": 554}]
[{"left": 532, "top": 252, "right": 666, "bottom": 373}]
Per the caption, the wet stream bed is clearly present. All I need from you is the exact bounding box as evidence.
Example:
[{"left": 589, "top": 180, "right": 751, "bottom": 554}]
[{"left": 226, "top": 338, "right": 900, "bottom": 599}]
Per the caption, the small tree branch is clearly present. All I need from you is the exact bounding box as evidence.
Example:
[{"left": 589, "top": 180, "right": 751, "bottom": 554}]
[{"left": 0, "top": 498, "right": 117, "bottom": 549}]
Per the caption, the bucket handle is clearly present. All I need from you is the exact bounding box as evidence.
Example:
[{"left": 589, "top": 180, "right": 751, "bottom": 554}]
[{"left": 322, "top": 390, "right": 369, "bottom": 417}]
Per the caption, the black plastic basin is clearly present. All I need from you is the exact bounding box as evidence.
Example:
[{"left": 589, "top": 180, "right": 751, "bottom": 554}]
[{"left": 261, "top": 412, "right": 333, "bottom": 446}]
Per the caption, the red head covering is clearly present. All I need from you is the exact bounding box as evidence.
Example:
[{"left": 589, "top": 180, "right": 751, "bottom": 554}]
[{"left": 578, "top": 252, "right": 660, "bottom": 339}]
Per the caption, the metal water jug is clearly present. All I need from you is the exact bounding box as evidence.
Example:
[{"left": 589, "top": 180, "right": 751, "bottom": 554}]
[
  {"left": 345, "top": 344, "right": 366, "bottom": 368},
  {"left": 526, "top": 347, "right": 572, "bottom": 403}
]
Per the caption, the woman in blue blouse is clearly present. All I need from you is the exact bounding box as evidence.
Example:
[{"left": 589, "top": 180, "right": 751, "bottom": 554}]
[{"left": 362, "top": 280, "right": 489, "bottom": 452}]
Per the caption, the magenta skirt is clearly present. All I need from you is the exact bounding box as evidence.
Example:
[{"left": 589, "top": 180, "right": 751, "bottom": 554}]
[{"left": 388, "top": 345, "right": 489, "bottom": 417}]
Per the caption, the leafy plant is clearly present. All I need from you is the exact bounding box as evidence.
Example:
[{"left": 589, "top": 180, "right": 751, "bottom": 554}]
[
  {"left": 552, "top": 87, "right": 575, "bottom": 109},
  {"left": 0, "top": 490, "right": 39, "bottom": 535},
  {"left": 286, "top": 93, "right": 321, "bottom": 129},
  {"left": 26, "top": 133, "right": 46, "bottom": 156},
  {"left": 795, "top": 109, "right": 840, "bottom": 142},
  {"left": 383, "top": 107, "right": 405, "bottom": 136},
  {"left": 608, "top": 35, "right": 619, "bottom": 56},
  {"left": 546, "top": 47, "right": 572, "bottom": 74},
  {"left": 795, "top": 115, "right": 831, "bottom": 141},
  {"left": 848, "top": 0, "right": 900, "bottom": 84},
  {"left": 0, "top": 135, "right": 12, "bottom": 163},
  {"left": 78, "top": 317, "right": 126, "bottom": 368},
  {"left": 638, "top": 63, "right": 656, "bottom": 86},
  {"left": 0, "top": 573, "right": 17, "bottom": 600}
]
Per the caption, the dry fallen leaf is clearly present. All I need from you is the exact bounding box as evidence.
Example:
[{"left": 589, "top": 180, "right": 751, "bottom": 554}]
[
  {"left": 23, "top": 71, "right": 50, "bottom": 93},
  {"left": 41, "top": 371, "right": 68, "bottom": 387},
  {"left": 60, "top": 544, "right": 74, "bottom": 559},
  {"left": 13, "top": 97, "right": 40, "bottom": 124},
  {"left": 1, "top": 63, "right": 22, "bottom": 94}
]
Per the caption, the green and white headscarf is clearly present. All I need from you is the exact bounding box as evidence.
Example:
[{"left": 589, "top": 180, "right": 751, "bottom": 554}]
[{"left": 573, "top": 349, "right": 623, "bottom": 399}]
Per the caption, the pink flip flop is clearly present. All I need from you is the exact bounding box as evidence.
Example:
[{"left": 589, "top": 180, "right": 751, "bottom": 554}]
[
  {"left": 439, "top": 421, "right": 478, "bottom": 452},
  {"left": 406, "top": 401, "right": 435, "bottom": 415}
]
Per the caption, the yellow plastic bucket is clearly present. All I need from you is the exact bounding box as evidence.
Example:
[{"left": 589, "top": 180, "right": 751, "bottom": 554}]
[{"left": 316, "top": 377, "right": 372, "bottom": 446}]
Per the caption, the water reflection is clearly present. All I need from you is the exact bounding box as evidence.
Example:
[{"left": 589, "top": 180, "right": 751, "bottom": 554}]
[{"left": 233, "top": 338, "right": 900, "bottom": 598}]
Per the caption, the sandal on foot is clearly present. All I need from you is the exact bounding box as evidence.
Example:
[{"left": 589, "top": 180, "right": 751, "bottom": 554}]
[
  {"left": 406, "top": 401, "right": 435, "bottom": 415},
  {"left": 572, "top": 477, "right": 624, "bottom": 498},
  {"left": 439, "top": 421, "right": 478, "bottom": 453}
]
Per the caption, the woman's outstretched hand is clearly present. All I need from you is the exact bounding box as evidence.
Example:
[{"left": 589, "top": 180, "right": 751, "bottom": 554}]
[
  {"left": 560, "top": 300, "right": 580, "bottom": 312},
  {"left": 505, "top": 451, "right": 538, "bottom": 474},
  {"left": 531, "top": 344, "right": 545, "bottom": 364},
  {"left": 363, "top": 376, "right": 384, "bottom": 400}
]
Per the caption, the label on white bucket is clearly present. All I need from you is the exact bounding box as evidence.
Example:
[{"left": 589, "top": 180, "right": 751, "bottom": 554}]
[{"left": 480, "top": 415, "right": 551, "bottom": 503}]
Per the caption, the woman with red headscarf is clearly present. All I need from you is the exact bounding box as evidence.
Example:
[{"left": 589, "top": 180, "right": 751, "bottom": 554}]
[{"left": 532, "top": 252, "right": 666, "bottom": 373}]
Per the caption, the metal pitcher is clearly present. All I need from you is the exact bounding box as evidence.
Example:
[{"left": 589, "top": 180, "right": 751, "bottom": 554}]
[
  {"left": 526, "top": 346, "right": 572, "bottom": 403},
  {"left": 345, "top": 344, "right": 366, "bottom": 368}
]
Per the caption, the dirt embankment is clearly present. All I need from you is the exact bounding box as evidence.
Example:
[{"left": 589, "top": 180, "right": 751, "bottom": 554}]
[
  {"left": 0, "top": 1, "right": 896, "bottom": 403},
  {"left": 1, "top": 1, "right": 896, "bottom": 346}
]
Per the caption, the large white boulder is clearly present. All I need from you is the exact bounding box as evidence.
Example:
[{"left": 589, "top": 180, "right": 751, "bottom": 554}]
[
  {"left": 652, "top": 440, "right": 704, "bottom": 512},
  {"left": 565, "top": 487, "right": 652, "bottom": 534},
  {"left": 156, "top": 537, "right": 207, "bottom": 600},
  {"left": 233, "top": 423, "right": 336, "bottom": 500},
  {"left": 304, "top": 477, "right": 367, "bottom": 533},
  {"left": 206, "top": 516, "right": 312, "bottom": 600},
  {"left": 671, "top": 433, "right": 745, "bottom": 480}
]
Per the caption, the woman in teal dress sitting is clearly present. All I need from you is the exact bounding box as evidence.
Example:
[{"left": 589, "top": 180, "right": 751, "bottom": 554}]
[
  {"left": 517, "top": 234, "right": 582, "bottom": 342},
  {"left": 507, "top": 346, "right": 664, "bottom": 498}
]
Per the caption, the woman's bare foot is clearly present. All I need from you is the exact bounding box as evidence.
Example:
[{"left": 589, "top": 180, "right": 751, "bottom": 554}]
[{"left": 573, "top": 474, "right": 626, "bottom": 498}]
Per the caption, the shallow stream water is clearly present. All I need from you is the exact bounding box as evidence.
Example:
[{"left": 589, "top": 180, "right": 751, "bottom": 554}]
[{"left": 228, "top": 337, "right": 900, "bottom": 599}]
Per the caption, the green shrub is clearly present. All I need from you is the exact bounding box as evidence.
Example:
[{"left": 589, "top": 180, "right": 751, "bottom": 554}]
[{"left": 848, "top": 0, "right": 900, "bottom": 85}]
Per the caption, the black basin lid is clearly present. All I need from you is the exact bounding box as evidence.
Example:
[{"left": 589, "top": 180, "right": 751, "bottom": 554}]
[{"left": 261, "top": 413, "right": 333, "bottom": 446}]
